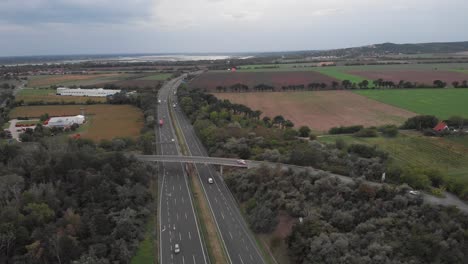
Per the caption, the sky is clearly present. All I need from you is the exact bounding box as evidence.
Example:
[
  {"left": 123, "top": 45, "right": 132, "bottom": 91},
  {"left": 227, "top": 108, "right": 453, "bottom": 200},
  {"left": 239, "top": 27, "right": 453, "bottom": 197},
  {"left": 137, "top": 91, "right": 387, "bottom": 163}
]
[{"left": 0, "top": 0, "right": 467, "bottom": 56}]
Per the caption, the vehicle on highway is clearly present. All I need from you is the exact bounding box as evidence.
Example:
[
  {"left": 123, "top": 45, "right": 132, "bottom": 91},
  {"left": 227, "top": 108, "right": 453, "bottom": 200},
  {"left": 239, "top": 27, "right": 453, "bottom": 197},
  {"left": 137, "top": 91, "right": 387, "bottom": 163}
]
[
  {"left": 409, "top": 190, "right": 420, "bottom": 196},
  {"left": 158, "top": 99, "right": 161, "bottom": 104},
  {"left": 236, "top": 159, "right": 247, "bottom": 166},
  {"left": 174, "top": 243, "right": 180, "bottom": 254},
  {"left": 173, "top": 103, "right": 176, "bottom": 108},
  {"left": 208, "top": 177, "right": 214, "bottom": 184},
  {"left": 159, "top": 119, "right": 164, "bottom": 127}
]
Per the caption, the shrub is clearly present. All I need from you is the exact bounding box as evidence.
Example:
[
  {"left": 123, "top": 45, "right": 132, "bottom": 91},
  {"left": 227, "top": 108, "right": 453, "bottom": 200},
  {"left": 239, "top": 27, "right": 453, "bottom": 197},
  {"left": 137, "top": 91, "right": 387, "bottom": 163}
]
[
  {"left": 329, "top": 125, "right": 363, "bottom": 134},
  {"left": 354, "top": 128, "right": 378, "bottom": 137},
  {"left": 401, "top": 115, "right": 438, "bottom": 130},
  {"left": 378, "top": 125, "right": 399, "bottom": 137}
]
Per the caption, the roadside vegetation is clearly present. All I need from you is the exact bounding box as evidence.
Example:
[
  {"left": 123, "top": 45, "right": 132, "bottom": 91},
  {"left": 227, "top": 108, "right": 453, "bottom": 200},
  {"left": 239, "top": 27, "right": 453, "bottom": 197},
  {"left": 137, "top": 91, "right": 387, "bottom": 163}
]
[{"left": 226, "top": 166, "right": 468, "bottom": 263}]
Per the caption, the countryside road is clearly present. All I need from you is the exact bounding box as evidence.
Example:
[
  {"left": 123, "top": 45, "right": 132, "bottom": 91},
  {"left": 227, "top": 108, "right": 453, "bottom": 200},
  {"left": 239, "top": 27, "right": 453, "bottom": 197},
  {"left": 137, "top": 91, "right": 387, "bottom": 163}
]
[{"left": 156, "top": 77, "right": 209, "bottom": 264}]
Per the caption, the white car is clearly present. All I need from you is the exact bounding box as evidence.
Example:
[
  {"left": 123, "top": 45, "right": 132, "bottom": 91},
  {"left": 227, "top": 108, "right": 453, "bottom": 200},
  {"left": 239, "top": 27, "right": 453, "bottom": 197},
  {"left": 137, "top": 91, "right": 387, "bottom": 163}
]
[
  {"left": 174, "top": 244, "right": 180, "bottom": 254},
  {"left": 208, "top": 177, "right": 214, "bottom": 184},
  {"left": 173, "top": 104, "right": 177, "bottom": 108},
  {"left": 408, "top": 190, "right": 420, "bottom": 196},
  {"left": 236, "top": 159, "right": 247, "bottom": 166}
]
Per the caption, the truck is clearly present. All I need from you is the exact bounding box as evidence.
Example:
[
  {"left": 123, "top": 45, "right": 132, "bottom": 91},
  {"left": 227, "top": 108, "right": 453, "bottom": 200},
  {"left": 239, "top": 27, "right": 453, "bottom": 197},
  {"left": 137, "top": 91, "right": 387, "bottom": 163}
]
[{"left": 159, "top": 119, "right": 164, "bottom": 127}]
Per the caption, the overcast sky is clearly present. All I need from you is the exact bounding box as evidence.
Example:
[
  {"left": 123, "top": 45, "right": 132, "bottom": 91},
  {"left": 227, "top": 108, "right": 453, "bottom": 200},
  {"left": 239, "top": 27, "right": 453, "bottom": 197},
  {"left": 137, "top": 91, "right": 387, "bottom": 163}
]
[{"left": 0, "top": 0, "right": 467, "bottom": 56}]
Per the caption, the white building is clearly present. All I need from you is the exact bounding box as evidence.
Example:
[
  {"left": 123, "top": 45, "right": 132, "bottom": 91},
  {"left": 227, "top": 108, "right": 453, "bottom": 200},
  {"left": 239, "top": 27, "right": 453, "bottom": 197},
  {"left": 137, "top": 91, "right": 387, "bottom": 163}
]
[
  {"left": 46, "top": 115, "right": 85, "bottom": 128},
  {"left": 56, "top": 87, "right": 121, "bottom": 97}
]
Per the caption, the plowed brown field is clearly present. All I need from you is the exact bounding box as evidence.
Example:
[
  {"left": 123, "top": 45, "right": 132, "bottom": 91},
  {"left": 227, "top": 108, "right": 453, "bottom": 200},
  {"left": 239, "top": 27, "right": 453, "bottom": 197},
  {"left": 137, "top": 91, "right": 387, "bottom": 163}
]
[
  {"left": 190, "top": 71, "right": 339, "bottom": 91},
  {"left": 215, "top": 91, "right": 416, "bottom": 132}
]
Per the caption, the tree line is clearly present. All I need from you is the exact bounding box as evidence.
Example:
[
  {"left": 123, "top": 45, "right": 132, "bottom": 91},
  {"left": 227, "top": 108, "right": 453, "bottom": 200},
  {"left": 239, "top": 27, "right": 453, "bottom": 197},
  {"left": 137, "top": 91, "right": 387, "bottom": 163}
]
[{"left": 211, "top": 79, "right": 468, "bottom": 93}]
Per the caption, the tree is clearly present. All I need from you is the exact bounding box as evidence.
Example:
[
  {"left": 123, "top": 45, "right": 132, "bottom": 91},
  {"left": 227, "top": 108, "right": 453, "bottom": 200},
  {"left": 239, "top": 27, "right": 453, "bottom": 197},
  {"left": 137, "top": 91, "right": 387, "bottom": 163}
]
[
  {"left": 180, "top": 97, "right": 193, "bottom": 114},
  {"left": 331, "top": 81, "right": 339, "bottom": 89},
  {"left": 452, "top": 81, "right": 460, "bottom": 88},
  {"left": 433, "top": 80, "right": 447, "bottom": 88},
  {"left": 342, "top": 80, "right": 352, "bottom": 89},
  {"left": 298, "top": 126, "right": 311, "bottom": 137},
  {"left": 273, "top": 115, "right": 285, "bottom": 127}
]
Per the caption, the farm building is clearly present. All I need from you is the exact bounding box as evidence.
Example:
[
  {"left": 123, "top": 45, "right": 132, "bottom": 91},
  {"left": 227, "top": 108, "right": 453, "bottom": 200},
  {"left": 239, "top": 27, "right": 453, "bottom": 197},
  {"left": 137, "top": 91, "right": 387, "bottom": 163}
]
[
  {"left": 45, "top": 115, "right": 85, "bottom": 128},
  {"left": 56, "top": 87, "right": 121, "bottom": 97},
  {"left": 433, "top": 121, "right": 449, "bottom": 132}
]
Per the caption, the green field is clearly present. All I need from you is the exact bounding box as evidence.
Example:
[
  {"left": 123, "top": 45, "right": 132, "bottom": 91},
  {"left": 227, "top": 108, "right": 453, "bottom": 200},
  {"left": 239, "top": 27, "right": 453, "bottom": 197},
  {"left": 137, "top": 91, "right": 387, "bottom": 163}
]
[
  {"left": 355, "top": 89, "right": 468, "bottom": 119},
  {"left": 16, "top": 88, "right": 107, "bottom": 104},
  {"left": 318, "top": 132, "right": 468, "bottom": 186},
  {"left": 138, "top": 73, "right": 172, "bottom": 81},
  {"left": 313, "top": 67, "right": 369, "bottom": 84}
]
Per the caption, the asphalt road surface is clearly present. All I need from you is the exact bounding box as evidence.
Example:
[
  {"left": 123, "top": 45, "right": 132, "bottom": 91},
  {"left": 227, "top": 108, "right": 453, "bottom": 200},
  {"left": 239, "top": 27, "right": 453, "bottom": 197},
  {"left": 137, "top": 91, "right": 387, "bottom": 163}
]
[
  {"left": 169, "top": 84, "right": 267, "bottom": 264},
  {"left": 157, "top": 77, "right": 209, "bottom": 264}
]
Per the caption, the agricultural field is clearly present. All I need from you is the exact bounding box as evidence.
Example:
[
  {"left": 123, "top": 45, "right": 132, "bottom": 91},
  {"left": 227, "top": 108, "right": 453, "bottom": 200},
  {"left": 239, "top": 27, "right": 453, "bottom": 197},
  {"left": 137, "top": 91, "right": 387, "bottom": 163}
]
[
  {"left": 16, "top": 88, "right": 107, "bottom": 104},
  {"left": 137, "top": 73, "right": 172, "bottom": 81},
  {"left": 313, "top": 67, "right": 368, "bottom": 83},
  {"left": 215, "top": 91, "right": 415, "bottom": 131},
  {"left": 318, "top": 132, "right": 468, "bottom": 188},
  {"left": 190, "top": 71, "right": 339, "bottom": 92},
  {"left": 348, "top": 70, "right": 468, "bottom": 86},
  {"left": 27, "top": 73, "right": 127, "bottom": 87},
  {"left": 355, "top": 89, "right": 468, "bottom": 119},
  {"left": 9, "top": 104, "right": 143, "bottom": 141}
]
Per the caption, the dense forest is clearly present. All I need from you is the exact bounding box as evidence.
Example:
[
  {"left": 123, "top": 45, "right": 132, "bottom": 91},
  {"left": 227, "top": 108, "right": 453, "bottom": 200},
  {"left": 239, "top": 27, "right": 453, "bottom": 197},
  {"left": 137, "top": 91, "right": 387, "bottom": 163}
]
[
  {"left": 226, "top": 166, "right": 468, "bottom": 263},
  {"left": 0, "top": 140, "right": 154, "bottom": 263}
]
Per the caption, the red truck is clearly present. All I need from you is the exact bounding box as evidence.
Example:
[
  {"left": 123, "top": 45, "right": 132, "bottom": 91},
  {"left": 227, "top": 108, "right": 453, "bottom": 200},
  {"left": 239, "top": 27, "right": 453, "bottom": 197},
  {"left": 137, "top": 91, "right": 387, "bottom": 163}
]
[{"left": 159, "top": 119, "right": 164, "bottom": 127}]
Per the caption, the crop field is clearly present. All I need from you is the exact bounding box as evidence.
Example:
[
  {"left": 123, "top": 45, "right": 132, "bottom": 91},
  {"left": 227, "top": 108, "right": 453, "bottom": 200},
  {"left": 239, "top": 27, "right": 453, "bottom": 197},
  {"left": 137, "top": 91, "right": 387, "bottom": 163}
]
[
  {"left": 138, "top": 73, "right": 172, "bottom": 81},
  {"left": 190, "top": 71, "right": 339, "bottom": 92},
  {"left": 27, "top": 73, "right": 129, "bottom": 87},
  {"left": 9, "top": 104, "right": 143, "bottom": 141},
  {"left": 318, "top": 132, "right": 468, "bottom": 186},
  {"left": 215, "top": 91, "right": 415, "bottom": 131},
  {"left": 16, "top": 88, "right": 107, "bottom": 104},
  {"left": 355, "top": 89, "right": 468, "bottom": 119},
  {"left": 313, "top": 67, "right": 369, "bottom": 83},
  {"left": 348, "top": 70, "right": 468, "bottom": 86}
]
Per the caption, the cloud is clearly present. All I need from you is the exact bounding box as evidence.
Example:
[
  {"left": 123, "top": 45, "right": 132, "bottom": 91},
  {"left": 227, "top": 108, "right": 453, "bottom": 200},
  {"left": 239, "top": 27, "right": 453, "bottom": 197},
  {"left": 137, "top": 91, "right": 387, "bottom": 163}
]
[{"left": 0, "top": 0, "right": 467, "bottom": 56}]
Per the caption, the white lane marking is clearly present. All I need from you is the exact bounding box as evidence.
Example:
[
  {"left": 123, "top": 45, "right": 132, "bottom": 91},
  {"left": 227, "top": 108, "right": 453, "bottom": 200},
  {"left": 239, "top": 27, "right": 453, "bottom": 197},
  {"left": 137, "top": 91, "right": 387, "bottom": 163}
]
[
  {"left": 229, "top": 231, "right": 233, "bottom": 240},
  {"left": 179, "top": 232, "right": 182, "bottom": 241},
  {"left": 250, "top": 254, "right": 254, "bottom": 261},
  {"left": 182, "top": 256, "right": 185, "bottom": 264},
  {"left": 180, "top": 185, "right": 182, "bottom": 191},
  {"left": 177, "top": 213, "right": 179, "bottom": 221},
  {"left": 193, "top": 255, "right": 196, "bottom": 264},
  {"left": 188, "top": 231, "right": 192, "bottom": 240},
  {"left": 221, "top": 212, "right": 225, "bottom": 219},
  {"left": 185, "top": 212, "right": 188, "bottom": 220},
  {"left": 182, "top": 196, "right": 185, "bottom": 204},
  {"left": 174, "top": 198, "right": 177, "bottom": 205},
  {"left": 162, "top": 226, "right": 166, "bottom": 232},
  {"left": 239, "top": 254, "right": 245, "bottom": 264}
]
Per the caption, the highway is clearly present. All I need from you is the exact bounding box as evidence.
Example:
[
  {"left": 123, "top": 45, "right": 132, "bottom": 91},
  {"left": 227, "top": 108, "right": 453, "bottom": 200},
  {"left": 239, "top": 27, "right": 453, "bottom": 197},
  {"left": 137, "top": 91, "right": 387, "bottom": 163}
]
[
  {"left": 156, "top": 77, "right": 208, "bottom": 264},
  {"left": 168, "top": 83, "right": 267, "bottom": 264}
]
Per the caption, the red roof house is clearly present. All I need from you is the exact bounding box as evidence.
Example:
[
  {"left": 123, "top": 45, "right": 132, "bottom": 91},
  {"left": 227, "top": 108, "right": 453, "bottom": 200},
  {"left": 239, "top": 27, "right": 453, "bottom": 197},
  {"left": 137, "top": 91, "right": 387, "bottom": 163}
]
[{"left": 433, "top": 121, "right": 448, "bottom": 132}]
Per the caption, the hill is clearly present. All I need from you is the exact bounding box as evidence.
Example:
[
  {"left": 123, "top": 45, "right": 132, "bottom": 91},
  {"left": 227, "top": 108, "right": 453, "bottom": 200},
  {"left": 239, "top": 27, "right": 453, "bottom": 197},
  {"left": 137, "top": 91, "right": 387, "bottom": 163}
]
[{"left": 312, "top": 41, "right": 468, "bottom": 58}]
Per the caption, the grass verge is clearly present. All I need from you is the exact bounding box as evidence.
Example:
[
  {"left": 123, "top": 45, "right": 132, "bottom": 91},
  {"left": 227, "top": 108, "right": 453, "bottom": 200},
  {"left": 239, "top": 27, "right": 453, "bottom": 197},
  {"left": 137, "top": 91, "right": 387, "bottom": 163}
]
[{"left": 131, "top": 171, "right": 158, "bottom": 263}]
